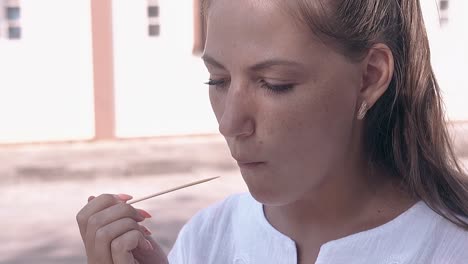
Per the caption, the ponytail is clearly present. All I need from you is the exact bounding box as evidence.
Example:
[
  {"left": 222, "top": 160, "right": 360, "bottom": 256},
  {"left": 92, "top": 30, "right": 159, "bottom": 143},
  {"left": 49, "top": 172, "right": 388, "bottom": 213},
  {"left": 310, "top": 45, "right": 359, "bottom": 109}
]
[
  {"left": 381, "top": 0, "right": 468, "bottom": 227},
  {"left": 295, "top": 0, "right": 468, "bottom": 228}
]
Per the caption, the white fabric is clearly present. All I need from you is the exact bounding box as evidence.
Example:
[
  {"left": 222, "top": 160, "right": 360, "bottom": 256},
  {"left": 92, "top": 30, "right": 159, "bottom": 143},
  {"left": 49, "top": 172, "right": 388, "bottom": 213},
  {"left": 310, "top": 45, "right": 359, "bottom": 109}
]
[{"left": 167, "top": 192, "right": 468, "bottom": 264}]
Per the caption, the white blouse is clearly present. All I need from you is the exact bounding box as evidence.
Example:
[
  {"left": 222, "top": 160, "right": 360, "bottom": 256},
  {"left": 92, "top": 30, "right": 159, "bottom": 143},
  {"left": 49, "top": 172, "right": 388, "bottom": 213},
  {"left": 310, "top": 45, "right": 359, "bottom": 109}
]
[{"left": 167, "top": 192, "right": 468, "bottom": 263}]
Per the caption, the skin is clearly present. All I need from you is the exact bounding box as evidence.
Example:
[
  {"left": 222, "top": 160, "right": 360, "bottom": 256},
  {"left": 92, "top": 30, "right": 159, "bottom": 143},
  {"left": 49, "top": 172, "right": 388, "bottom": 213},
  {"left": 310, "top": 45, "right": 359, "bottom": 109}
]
[
  {"left": 203, "top": 0, "right": 416, "bottom": 262},
  {"left": 76, "top": 1, "right": 416, "bottom": 263},
  {"left": 76, "top": 194, "right": 168, "bottom": 264}
]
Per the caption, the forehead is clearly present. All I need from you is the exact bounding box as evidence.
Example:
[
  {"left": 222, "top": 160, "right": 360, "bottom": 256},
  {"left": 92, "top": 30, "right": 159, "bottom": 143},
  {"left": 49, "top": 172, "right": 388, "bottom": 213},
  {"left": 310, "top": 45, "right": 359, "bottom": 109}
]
[{"left": 204, "top": 0, "right": 327, "bottom": 65}]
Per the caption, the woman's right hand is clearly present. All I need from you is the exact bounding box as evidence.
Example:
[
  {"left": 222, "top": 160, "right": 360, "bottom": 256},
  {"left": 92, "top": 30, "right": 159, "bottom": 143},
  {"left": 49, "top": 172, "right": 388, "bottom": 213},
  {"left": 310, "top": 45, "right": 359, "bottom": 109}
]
[{"left": 76, "top": 194, "right": 169, "bottom": 264}]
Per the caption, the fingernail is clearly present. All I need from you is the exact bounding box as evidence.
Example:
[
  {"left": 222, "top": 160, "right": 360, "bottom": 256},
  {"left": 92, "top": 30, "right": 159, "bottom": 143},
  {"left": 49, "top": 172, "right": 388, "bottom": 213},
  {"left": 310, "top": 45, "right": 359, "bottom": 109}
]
[
  {"left": 137, "top": 209, "right": 152, "bottom": 218},
  {"left": 88, "top": 196, "right": 95, "bottom": 202},
  {"left": 144, "top": 239, "right": 154, "bottom": 251},
  {"left": 115, "top": 194, "right": 133, "bottom": 201},
  {"left": 141, "top": 226, "right": 152, "bottom": 236}
]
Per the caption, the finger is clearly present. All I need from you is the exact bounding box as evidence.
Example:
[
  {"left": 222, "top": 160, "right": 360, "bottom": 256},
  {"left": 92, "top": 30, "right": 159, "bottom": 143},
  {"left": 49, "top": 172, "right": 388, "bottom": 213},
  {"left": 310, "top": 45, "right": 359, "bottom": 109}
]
[
  {"left": 76, "top": 193, "right": 132, "bottom": 239},
  {"left": 139, "top": 225, "right": 152, "bottom": 237},
  {"left": 85, "top": 203, "right": 149, "bottom": 256},
  {"left": 111, "top": 230, "right": 153, "bottom": 264},
  {"left": 93, "top": 218, "right": 141, "bottom": 264},
  {"left": 78, "top": 193, "right": 131, "bottom": 239}
]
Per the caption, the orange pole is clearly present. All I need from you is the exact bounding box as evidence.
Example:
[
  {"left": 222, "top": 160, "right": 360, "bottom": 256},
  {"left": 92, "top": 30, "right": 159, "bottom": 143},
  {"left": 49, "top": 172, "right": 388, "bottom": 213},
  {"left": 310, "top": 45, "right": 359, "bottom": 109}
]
[
  {"left": 90, "top": 0, "right": 116, "bottom": 140},
  {"left": 192, "top": 0, "right": 204, "bottom": 54}
]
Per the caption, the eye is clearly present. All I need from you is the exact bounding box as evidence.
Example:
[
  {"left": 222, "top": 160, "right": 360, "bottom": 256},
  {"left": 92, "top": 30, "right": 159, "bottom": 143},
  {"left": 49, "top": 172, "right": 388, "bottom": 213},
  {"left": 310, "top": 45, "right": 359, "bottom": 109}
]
[
  {"left": 260, "top": 80, "right": 295, "bottom": 93},
  {"left": 204, "top": 78, "right": 229, "bottom": 90}
]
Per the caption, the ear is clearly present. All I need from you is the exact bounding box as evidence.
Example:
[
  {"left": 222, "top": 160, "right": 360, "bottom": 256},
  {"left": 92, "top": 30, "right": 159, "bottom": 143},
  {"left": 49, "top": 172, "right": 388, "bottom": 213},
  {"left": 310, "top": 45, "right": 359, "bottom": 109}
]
[{"left": 359, "top": 43, "right": 394, "bottom": 108}]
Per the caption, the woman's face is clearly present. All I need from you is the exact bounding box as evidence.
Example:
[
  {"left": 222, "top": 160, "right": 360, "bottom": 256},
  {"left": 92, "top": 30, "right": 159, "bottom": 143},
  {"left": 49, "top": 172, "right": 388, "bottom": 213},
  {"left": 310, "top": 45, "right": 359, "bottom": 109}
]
[{"left": 203, "top": 0, "right": 363, "bottom": 205}]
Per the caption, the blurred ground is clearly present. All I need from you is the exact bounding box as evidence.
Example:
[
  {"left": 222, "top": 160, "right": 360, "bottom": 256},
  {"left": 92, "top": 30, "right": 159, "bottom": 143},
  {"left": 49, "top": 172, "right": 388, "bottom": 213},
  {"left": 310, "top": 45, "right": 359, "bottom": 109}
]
[
  {"left": 0, "top": 135, "right": 248, "bottom": 264},
  {"left": 0, "top": 126, "right": 467, "bottom": 264}
]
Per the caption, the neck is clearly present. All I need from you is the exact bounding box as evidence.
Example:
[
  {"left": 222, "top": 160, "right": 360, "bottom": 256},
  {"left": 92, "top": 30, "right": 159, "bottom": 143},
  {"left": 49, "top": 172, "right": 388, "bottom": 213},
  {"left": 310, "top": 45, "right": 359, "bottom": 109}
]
[{"left": 263, "top": 155, "right": 415, "bottom": 246}]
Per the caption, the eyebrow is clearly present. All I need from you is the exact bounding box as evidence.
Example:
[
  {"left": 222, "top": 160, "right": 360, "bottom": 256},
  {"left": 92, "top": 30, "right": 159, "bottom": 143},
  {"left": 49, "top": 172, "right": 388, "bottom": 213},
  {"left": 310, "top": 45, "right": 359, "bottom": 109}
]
[
  {"left": 202, "top": 55, "right": 227, "bottom": 70},
  {"left": 250, "top": 59, "right": 304, "bottom": 72},
  {"left": 202, "top": 54, "right": 304, "bottom": 72}
]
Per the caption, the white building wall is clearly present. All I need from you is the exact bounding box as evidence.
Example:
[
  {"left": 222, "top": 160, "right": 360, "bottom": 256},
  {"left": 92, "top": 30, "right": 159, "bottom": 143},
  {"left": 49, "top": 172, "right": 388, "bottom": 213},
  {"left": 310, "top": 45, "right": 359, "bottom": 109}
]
[
  {"left": 0, "top": 0, "right": 94, "bottom": 143},
  {"left": 0, "top": 0, "right": 465, "bottom": 144},
  {"left": 421, "top": 0, "right": 468, "bottom": 121},
  {"left": 112, "top": 0, "right": 217, "bottom": 138}
]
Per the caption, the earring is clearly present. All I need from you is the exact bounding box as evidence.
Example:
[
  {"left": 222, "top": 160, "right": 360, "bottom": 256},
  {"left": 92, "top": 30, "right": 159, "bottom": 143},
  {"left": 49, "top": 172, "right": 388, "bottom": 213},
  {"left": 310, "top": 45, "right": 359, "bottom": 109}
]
[{"left": 357, "top": 101, "right": 368, "bottom": 120}]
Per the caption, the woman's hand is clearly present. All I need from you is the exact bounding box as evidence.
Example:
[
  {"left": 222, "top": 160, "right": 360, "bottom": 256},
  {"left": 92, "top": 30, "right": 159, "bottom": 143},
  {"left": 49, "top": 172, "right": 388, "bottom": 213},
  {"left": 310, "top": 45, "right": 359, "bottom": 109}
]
[{"left": 76, "top": 194, "right": 169, "bottom": 264}]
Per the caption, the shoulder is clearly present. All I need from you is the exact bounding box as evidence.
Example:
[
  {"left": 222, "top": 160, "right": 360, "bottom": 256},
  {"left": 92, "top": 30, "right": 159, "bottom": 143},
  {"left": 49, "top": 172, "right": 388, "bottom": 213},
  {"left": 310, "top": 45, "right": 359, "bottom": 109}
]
[
  {"left": 418, "top": 205, "right": 468, "bottom": 262},
  {"left": 432, "top": 218, "right": 468, "bottom": 260}
]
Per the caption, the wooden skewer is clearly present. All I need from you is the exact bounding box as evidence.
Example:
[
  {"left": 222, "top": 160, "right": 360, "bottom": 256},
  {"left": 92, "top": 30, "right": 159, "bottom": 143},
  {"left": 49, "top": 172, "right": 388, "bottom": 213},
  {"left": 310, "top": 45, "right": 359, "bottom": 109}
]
[{"left": 128, "top": 176, "right": 221, "bottom": 204}]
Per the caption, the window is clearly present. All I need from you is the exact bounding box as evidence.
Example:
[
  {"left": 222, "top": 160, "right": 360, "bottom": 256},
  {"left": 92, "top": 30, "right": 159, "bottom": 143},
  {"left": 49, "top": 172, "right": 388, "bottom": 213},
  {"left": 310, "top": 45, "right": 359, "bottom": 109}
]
[
  {"left": 148, "top": 24, "right": 159, "bottom": 36},
  {"left": 2, "top": 0, "right": 21, "bottom": 40},
  {"left": 8, "top": 25, "right": 19, "bottom": 39},
  {"left": 147, "top": 0, "right": 159, "bottom": 37},
  {"left": 6, "top": 6, "right": 19, "bottom": 20},
  {"left": 147, "top": 5, "right": 159, "bottom": 17},
  {"left": 439, "top": 0, "right": 449, "bottom": 25}
]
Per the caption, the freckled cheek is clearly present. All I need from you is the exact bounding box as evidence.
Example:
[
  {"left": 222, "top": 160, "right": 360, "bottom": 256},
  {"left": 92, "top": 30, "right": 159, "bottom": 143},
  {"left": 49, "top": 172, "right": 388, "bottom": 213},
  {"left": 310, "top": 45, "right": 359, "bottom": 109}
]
[
  {"left": 265, "top": 89, "right": 354, "bottom": 146},
  {"left": 258, "top": 101, "right": 312, "bottom": 142},
  {"left": 299, "top": 90, "right": 356, "bottom": 155}
]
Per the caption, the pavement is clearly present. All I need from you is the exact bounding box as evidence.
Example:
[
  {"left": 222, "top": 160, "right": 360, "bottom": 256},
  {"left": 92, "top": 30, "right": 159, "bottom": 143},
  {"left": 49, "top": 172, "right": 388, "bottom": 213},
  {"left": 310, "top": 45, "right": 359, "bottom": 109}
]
[
  {"left": 0, "top": 126, "right": 466, "bottom": 264},
  {"left": 0, "top": 135, "right": 249, "bottom": 264}
]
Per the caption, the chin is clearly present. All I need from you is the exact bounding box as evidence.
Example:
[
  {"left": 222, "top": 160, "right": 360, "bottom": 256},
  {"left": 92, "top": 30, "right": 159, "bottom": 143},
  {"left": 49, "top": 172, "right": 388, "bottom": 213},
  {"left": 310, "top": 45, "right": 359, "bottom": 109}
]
[
  {"left": 242, "top": 172, "right": 295, "bottom": 206},
  {"left": 241, "top": 168, "right": 320, "bottom": 207}
]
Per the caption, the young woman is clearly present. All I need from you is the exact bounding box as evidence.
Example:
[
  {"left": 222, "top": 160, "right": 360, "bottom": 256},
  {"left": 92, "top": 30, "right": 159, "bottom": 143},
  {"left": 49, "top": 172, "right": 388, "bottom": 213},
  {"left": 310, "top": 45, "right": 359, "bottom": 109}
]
[{"left": 76, "top": 0, "right": 468, "bottom": 263}]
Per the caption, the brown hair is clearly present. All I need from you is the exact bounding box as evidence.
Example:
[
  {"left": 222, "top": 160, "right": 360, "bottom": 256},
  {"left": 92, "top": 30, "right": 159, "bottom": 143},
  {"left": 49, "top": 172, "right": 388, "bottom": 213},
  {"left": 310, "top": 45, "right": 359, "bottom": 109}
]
[{"left": 202, "top": 0, "right": 468, "bottom": 229}]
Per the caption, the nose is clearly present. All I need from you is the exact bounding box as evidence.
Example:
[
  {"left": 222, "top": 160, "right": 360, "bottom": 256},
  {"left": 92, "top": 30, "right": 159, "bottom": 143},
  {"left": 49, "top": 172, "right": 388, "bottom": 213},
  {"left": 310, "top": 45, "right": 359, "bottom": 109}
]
[{"left": 218, "top": 82, "right": 255, "bottom": 139}]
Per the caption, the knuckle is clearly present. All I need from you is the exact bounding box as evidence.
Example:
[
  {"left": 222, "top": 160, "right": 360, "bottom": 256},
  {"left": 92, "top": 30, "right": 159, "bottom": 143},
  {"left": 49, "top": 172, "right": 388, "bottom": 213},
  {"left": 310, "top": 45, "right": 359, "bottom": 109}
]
[
  {"left": 132, "top": 220, "right": 140, "bottom": 230},
  {"left": 87, "top": 215, "right": 101, "bottom": 227},
  {"left": 117, "top": 202, "right": 134, "bottom": 215},
  {"left": 111, "top": 238, "right": 125, "bottom": 252},
  {"left": 99, "top": 193, "right": 117, "bottom": 204},
  {"left": 121, "top": 217, "right": 134, "bottom": 225},
  {"left": 95, "top": 227, "right": 110, "bottom": 242},
  {"left": 76, "top": 211, "right": 85, "bottom": 224},
  {"left": 125, "top": 218, "right": 139, "bottom": 230}
]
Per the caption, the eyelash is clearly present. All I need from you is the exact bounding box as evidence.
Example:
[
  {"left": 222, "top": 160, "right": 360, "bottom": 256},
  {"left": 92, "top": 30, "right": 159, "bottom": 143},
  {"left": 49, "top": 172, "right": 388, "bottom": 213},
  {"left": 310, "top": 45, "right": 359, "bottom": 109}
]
[
  {"left": 204, "top": 79, "right": 295, "bottom": 94},
  {"left": 259, "top": 80, "right": 295, "bottom": 93},
  {"left": 205, "top": 79, "right": 228, "bottom": 89}
]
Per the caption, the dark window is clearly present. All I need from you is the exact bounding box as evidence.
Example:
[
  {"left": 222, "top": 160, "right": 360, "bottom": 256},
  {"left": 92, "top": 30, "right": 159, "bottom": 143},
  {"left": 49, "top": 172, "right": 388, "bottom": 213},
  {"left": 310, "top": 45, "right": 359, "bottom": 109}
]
[
  {"left": 8, "top": 26, "right": 21, "bottom": 39},
  {"left": 6, "top": 7, "right": 20, "bottom": 20},
  {"left": 439, "top": 0, "right": 449, "bottom": 25},
  {"left": 440, "top": 0, "right": 449, "bottom": 10},
  {"left": 148, "top": 6, "right": 159, "bottom": 17},
  {"left": 148, "top": 24, "right": 160, "bottom": 36},
  {"left": 147, "top": 3, "right": 160, "bottom": 37}
]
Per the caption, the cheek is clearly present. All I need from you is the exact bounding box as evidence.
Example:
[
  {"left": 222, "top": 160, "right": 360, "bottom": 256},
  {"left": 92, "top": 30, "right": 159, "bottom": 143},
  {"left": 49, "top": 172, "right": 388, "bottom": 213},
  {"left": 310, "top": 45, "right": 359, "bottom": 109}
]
[
  {"left": 321, "top": 85, "right": 357, "bottom": 126},
  {"left": 302, "top": 68, "right": 359, "bottom": 132},
  {"left": 267, "top": 88, "right": 355, "bottom": 135},
  {"left": 209, "top": 88, "right": 224, "bottom": 122},
  {"left": 262, "top": 81, "right": 357, "bottom": 161},
  {"left": 315, "top": 89, "right": 355, "bottom": 140}
]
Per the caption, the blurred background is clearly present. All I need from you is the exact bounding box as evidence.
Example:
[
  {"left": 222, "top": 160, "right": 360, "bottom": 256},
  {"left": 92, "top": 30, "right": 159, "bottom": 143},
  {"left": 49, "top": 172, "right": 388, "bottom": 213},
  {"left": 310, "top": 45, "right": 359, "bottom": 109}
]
[{"left": 0, "top": 0, "right": 466, "bottom": 263}]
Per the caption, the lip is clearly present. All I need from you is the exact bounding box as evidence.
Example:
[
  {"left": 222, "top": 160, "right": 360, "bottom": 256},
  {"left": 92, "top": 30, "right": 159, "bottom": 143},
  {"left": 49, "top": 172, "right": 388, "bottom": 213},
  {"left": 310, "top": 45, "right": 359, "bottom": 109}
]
[{"left": 237, "top": 161, "right": 265, "bottom": 169}]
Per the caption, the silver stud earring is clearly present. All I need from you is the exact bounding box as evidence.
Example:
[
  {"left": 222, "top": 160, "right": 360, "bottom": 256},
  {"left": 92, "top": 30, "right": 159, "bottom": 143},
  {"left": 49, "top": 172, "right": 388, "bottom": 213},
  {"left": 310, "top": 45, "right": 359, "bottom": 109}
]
[{"left": 357, "top": 101, "right": 368, "bottom": 120}]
